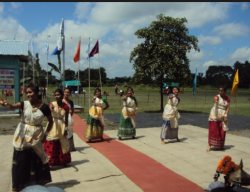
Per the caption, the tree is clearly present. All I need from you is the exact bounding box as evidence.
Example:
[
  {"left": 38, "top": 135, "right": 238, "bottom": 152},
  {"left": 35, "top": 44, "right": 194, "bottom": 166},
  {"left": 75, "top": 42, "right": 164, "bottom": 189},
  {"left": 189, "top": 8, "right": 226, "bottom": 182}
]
[
  {"left": 233, "top": 61, "right": 250, "bottom": 88},
  {"left": 20, "top": 52, "right": 52, "bottom": 86},
  {"left": 129, "top": 14, "right": 200, "bottom": 111},
  {"left": 64, "top": 69, "right": 76, "bottom": 81},
  {"left": 48, "top": 54, "right": 63, "bottom": 82},
  {"left": 205, "top": 65, "right": 234, "bottom": 87},
  {"left": 76, "top": 67, "right": 107, "bottom": 87}
]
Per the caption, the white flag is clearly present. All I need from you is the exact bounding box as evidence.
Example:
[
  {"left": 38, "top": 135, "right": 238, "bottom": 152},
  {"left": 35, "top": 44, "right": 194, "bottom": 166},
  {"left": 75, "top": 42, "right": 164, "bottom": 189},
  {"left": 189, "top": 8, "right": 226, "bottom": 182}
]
[
  {"left": 45, "top": 40, "right": 49, "bottom": 54},
  {"left": 86, "top": 40, "right": 90, "bottom": 58},
  {"left": 57, "top": 18, "right": 64, "bottom": 51}
]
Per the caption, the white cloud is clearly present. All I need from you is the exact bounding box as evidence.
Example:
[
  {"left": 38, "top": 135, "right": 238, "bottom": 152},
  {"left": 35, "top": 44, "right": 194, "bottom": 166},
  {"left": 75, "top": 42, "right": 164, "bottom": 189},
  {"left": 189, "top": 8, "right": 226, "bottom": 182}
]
[
  {"left": 74, "top": 2, "right": 92, "bottom": 20},
  {"left": 212, "top": 22, "right": 250, "bottom": 39},
  {"left": 10, "top": 2, "right": 21, "bottom": 9},
  {"left": 0, "top": 3, "right": 3, "bottom": 15},
  {"left": 88, "top": 2, "right": 229, "bottom": 28},
  {"left": 228, "top": 46, "right": 250, "bottom": 62},
  {"left": 241, "top": 2, "right": 248, "bottom": 11},
  {"left": 198, "top": 35, "right": 222, "bottom": 46},
  {"left": 203, "top": 60, "right": 218, "bottom": 68}
]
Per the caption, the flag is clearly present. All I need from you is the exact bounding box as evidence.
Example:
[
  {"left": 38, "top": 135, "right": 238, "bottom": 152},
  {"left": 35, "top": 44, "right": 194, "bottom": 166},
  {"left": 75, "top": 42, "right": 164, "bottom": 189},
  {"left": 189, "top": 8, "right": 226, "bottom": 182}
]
[
  {"left": 73, "top": 38, "right": 81, "bottom": 63},
  {"left": 89, "top": 40, "right": 99, "bottom": 58},
  {"left": 193, "top": 69, "right": 197, "bottom": 95},
  {"left": 86, "top": 40, "right": 90, "bottom": 59},
  {"left": 51, "top": 18, "right": 64, "bottom": 55},
  {"left": 231, "top": 69, "right": 239, "bottom": 96},
  {"left": 45, "top": 40, "right": 49, "bottom": 54}
]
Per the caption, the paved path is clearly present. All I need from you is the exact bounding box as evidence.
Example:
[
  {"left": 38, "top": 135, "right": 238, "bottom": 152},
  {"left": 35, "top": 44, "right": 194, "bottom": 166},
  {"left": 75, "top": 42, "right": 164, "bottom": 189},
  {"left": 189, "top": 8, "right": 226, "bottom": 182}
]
[{"left": 1, "top": 114, "right": 250, "bottom": 192}]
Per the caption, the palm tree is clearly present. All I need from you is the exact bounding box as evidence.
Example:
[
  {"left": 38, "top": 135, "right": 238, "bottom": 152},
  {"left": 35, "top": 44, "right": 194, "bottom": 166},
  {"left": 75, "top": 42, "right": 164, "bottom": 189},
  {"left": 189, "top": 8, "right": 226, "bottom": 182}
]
[{"left": 48, "top": 54, "right": 63, "bottom": 82}]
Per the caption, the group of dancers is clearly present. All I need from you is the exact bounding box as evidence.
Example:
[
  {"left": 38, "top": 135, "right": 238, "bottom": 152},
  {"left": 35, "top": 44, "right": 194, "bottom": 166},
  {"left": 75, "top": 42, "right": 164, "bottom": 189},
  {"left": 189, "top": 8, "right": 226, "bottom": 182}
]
[{"left": 0, "top": 84, "right": 230, "bottom": 191}]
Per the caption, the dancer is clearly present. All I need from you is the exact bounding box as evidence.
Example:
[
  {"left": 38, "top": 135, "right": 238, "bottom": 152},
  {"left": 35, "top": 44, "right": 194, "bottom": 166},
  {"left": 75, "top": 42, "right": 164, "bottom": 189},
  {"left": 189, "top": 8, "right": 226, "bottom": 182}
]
[
  {"left": 160, "top": 86, "right": 181, "bottom": 144},
  {"left": 0, "top": 84, "right": 53, "bottom": 192},
  {"left": 117, "top": 87, "right": 138, "bottom": 140},
  {"left": 63, "top": 87, "right": 76, "bottom": 152},
  {"left": 206, "top": 85, "right": 230, "bottom": 152},
  {"left": 85, "top": 88, "right": 109, "bottom": 142},
  {"left": 44, "top": 89, "right": 71, "bottom": 167}
]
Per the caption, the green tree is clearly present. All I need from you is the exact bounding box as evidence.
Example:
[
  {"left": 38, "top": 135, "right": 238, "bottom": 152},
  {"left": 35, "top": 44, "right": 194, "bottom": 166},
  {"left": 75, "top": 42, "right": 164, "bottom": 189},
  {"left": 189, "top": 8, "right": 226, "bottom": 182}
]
[
  {"left": 20, "top": 52, "right": 53, "bottom": 86},
  {"left": 129, "top": 14, "right": 200, "bottom": 111},
  {"left": 205, "top": 65, "right": 234, "bottom": 87},
  {"left": 233, "top": 61, "right": 250, "bottom": 88},
  {"left": 64, "top": 69, "right": 76, "bottom": 81},
  {"left": 77, "top": 67, "right": 107, "bottom": 87},
  {"left": 48, "top": 54, "right": 63, "bottom": 82}
]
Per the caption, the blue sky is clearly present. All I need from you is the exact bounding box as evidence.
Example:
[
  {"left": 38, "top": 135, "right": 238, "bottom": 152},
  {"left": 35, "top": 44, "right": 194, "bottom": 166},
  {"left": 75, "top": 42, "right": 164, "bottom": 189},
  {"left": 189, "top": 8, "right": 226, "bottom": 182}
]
[{"left": 1, "top": 2, "right": 250, "bottom": 79}]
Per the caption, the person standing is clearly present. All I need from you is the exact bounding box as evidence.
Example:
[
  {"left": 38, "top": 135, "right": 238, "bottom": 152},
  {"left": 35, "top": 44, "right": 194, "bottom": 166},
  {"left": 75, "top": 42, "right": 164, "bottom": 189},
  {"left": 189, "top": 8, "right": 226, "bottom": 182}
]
[
  {"left": 63, "top": 87, "right": 76, "bottom": 152},
  {"left": 85, "top": 88, "right": 109, "bottom": 142},
  {"left": 117, "top": 87, "right": 138, "bottom": 140},
  {"left": 160, "top": 86, "right": 181, "bottom": 144},
  {"left": 206, "top": 85, "right": 230, "bottom": 152},
  {"left": 114, "top": 84, "right": 118, "bottom": 95},
  {"left": 44, "top": 89, "right": 71, "bottom": 167},
  {"left": 0, "top": 84, "right": 53, "bottom": 192}
]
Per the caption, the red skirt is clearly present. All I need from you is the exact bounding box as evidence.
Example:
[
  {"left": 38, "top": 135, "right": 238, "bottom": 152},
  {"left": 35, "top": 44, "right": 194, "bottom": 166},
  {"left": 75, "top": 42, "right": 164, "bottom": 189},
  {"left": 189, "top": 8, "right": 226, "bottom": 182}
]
[
  {"left": 208, "top": 121, "right": 226, "bottom": 148},
  {"left": 44, "top": 140, "right": 71, "bottom": 166}
]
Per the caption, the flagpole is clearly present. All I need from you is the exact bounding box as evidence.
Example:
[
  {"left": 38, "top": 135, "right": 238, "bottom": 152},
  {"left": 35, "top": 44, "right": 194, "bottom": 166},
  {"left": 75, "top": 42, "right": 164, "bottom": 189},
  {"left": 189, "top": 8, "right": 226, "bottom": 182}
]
[
  {"left": 78, "top": 36, "right": 80, "bottom": 94},
  {"left": 235, "top": 93, "right": 237, "bottom": 115},
  {"left": 88, "top": 37, "right": 91, "bottom": 109},
  {"left": 46, "top": 36, "right": 49, "bottom": 99},
  {"left": 63, "top": 31, "right": 65, "bottom": 90},
  {"left": 97, "top": 39, "right": 102, "bottom": 93},
  {"left": 32, "top": 34, "right": 35, "bottom": 84},
  {"left": 23, "top": 62, "right": 25, "bottom": 101}
]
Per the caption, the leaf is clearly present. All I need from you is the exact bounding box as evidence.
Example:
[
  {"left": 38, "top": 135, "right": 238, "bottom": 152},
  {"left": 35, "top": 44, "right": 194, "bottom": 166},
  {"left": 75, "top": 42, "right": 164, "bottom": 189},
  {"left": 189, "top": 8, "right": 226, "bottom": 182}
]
[
  {"left": 48, "top": 63, "right": 61, "bottom": 74},
  {"left": 20, "top": 77, "right": 32, "bottom": 83}
]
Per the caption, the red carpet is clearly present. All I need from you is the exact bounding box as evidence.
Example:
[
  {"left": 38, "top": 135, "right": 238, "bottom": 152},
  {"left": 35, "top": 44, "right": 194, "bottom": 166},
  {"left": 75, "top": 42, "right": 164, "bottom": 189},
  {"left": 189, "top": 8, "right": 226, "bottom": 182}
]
[{"left": 73, "top": 114, "right": 204, "bottom": 192}]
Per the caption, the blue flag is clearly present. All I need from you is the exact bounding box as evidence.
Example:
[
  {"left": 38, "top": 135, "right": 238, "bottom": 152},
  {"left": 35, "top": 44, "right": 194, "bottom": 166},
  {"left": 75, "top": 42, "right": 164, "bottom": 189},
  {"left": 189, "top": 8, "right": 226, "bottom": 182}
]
[
  {"left": 193, "top": 69, "right": 197, "bottom": 95},
  {"left": 51, "top": 18, "right": 64, "bottom": 55}
]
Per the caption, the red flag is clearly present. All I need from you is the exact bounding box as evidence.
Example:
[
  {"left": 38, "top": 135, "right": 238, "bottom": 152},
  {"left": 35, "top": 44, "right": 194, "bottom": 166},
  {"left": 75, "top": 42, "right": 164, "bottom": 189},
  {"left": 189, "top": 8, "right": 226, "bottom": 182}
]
[
  {"left": 73, "top": 39, "right": 81, "bottom": 63},
  {"left": 89, "top": 40, "right": 99, "bottom": 58}
]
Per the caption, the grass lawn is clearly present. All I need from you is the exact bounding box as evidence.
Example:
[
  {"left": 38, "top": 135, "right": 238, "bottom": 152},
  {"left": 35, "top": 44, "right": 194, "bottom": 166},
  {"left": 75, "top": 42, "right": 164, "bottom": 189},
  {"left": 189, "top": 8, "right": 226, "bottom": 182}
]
[{"left": 1, "top": 85, "right": 249, "bottom": 124}]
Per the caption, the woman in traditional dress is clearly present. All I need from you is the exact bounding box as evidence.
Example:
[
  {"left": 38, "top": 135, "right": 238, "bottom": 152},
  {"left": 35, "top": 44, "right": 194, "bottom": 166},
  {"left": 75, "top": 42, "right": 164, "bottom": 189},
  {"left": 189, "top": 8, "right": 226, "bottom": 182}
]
[
  {"left": 117, "top": 87, "right": 138, "bottom": 140},
  {"left": 63, "top": 88, "right": 76, "bottom": 152},
  {"left": 85, "top": 88, "right": 109, "bottom": 142},
  {"left": 44, "top": 89, "right": 71, "bottom": 167},
  {"left": 160, "top": 86, "right": 181, "bottom": 144},
  {"left": 0, "top": 84, "right": 53, "bottom": 192},
  {"left": 206, "top": 85, "right": 230, "bottom": 152}
]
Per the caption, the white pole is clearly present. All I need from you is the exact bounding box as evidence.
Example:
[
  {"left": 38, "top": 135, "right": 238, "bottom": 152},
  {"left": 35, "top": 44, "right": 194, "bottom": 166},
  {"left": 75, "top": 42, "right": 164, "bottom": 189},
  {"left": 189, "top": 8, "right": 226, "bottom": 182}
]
[
  {"left": 78, "top": 36, "right": 80, "bottom": 94},
  {"left": 32, "top": 34, "right": 35, "bottom": 84},
  {"left": 235, "top": 92, "right": 237, "bottom": 115},
  {"left": 63, "top": 33, "right": 65, "bottom": 90},
  {"left": 23, "top": 62, "right": 25, "bottom": 101},
  {"left": 46, "top": 36, "right": 49, "bottom": 98},
  {"left": 98, "top": 39, "right": 102, "bottom": 93},
  {"left": 88, "top": 37, "right": 91, "bottom": 109}
]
